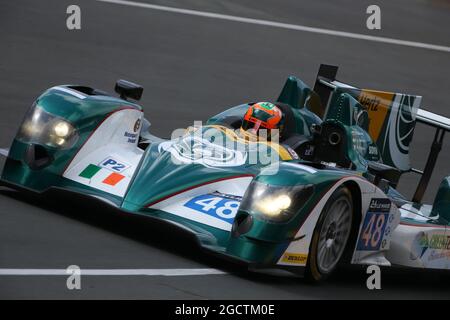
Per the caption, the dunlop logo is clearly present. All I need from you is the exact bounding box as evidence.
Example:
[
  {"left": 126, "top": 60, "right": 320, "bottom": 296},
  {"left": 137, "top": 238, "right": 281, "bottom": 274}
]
[{"left": 281, "top": 253, "right": 308, "bottom": 264}]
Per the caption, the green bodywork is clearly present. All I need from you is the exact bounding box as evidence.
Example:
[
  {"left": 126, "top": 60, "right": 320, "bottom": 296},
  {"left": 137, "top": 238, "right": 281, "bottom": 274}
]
[
  {"left": 2, "top": 87, "right": 141, "bottom": 204},
  {"left": 432, "top": 177, "right": 450, "bottom": 222}
]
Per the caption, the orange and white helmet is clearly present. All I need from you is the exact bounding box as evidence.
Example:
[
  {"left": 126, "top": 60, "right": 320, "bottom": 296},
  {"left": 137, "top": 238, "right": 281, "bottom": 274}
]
[{"left": 241, "top": 102, "right": 284, "bottom": 140}]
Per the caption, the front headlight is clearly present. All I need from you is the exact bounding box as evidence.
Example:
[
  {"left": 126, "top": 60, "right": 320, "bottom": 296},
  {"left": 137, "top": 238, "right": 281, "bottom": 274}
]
[
  {"left": 240, "top": 181, "right": 314, "bottom": 223},
  {"left": 17, "top": 103, "right": 78, "bottom": 149}
]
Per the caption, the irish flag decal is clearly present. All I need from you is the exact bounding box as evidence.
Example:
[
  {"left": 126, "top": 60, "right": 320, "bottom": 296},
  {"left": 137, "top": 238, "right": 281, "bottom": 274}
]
[{"left": 79, "top": 164, "right": 125, "bottom": 186}]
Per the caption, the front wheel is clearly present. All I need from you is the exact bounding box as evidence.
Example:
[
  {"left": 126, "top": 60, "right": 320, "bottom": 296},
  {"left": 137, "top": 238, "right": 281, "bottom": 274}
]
[{"left": 305, "top": 186, "right": 353, "bottom": 282}]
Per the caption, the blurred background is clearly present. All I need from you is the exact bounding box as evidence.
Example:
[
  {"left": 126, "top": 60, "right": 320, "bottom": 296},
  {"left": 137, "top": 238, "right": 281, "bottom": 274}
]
[{"left": 1, "top": 0, "right": 449, "bottom": 202}]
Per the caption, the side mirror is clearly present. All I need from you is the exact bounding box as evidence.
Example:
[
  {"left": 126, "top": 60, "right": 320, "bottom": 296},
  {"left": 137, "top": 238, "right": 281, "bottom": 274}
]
[{"left": 115, "top": 79, "right": 143, "bottom": 101}]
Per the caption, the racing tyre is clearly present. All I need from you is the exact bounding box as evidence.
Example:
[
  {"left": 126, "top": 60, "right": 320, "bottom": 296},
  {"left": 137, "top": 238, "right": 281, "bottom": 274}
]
[{"left": 305, "top": 186, "right": 353, "bottom": 282}]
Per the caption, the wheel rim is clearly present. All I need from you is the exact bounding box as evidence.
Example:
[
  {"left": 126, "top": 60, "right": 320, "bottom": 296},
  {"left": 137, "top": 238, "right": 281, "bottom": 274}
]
[{"left": 317, "top": 196, "right": 352, "bottom": 274}]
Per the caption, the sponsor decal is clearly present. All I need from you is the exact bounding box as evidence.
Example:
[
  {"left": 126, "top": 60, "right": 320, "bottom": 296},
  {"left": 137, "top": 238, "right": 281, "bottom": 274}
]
[
  {"left": 352, "top": 130, "right": 369, "bottom": 157},
  {"left": 99, "top": 157, "right": 130, "bottom": 173},
  {"left": 410, "top": 231, "right": 450, "bottom": 261},
  {"left": 281, "top": 253, "right": 308, "bottom": 264},
  {"left": 428, "top": 251, "right": 450, "bottom": 262},
  {"left": 183, "top": 193, "right": 240, "bottom": 223},
  {"left": 357, "top": 198, "right": 391, "bottom": 251},
  {"left": 418, "top": 233, "right": 450, "bottom": 250},
  {"left": 124, "top": 131, "right": 138, "bottom": 143},
  {"left": 358, "top": 90, "right": 393, "bottom": 141},
  {"left": 78, "top": 164, "right": 125, "bottom": 186},
  {"left": 359, "top": 95, "right": 380, "bottom": 112},
  {"left": 355, "top": 89, "right": 421, "bottom": 171},
  {"left": 258, "top": 102, "right": 277, "bottom": 110},
  {"left": 209, "top": 191, "right": 242, "bottom": 201},
  {"left": 369, "top": 198, "right": 391, "bottom": 212},
  {"left": 368, "top": 145, "right": 379, "bottom": 156}
]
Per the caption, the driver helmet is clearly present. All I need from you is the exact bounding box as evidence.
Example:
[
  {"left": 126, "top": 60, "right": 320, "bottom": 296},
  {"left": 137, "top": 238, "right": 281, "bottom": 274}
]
[{"left": 240, "top": 102, "right": 284, "bottom": 141}]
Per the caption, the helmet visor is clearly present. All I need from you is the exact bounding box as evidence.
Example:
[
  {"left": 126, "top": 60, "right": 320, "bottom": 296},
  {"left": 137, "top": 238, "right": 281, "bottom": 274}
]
[{"left": 242, "top": 119, "right": 262, "bottom": 134}]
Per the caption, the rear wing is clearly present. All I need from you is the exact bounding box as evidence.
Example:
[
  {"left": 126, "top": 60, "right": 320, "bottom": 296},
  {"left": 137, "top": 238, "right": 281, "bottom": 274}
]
[
  {"left": 416, "top": 109, "right": 450, "bottom": 131},
  {"left": 412, "top": 109, "right": 450, "bottom": 202},
  {"left": 313, "top": 64, "right": 450, "bottom": 203}
]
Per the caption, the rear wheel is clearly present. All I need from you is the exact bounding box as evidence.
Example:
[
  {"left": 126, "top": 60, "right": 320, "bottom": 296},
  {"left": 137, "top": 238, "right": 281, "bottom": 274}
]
[{"left": 305, "top": 186, "right": 353, "bottom": 282}]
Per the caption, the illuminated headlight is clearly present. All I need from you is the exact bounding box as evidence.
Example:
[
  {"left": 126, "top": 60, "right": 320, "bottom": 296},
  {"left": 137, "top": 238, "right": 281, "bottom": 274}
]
[
  {"left": 240, "top": 181, "right": 314, "bottom": 223},
  {"left": 53, "top": 121, "right": 71, "bottom": 138},
  {"left": 254, "top": 194, "right": 292, "bottom": 217},
  {"left": 17, "top": 103, "right": 78, "bottom": 149}
]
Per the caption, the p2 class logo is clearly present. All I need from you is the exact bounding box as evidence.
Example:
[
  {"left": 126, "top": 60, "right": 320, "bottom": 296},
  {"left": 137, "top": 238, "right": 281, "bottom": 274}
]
[
  {"left": 99, "top": 157, "right": 130, "bottom": 173},
  {"left": 183, "top": 193, "right": 241, "bottom": 223},
  {"left": 357, "top": 198, "right": 391, "bottom": 251}
]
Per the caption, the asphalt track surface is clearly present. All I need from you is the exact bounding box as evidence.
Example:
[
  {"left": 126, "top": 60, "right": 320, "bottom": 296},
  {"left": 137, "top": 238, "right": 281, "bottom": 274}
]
[{"left": 1, "top": 0, "right": 450, "bottom": 299}]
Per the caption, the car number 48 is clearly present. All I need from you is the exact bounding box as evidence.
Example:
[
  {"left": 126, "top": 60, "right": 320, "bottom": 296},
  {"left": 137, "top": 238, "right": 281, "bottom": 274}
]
[
  {"left": 357, "top": 212, "right": 389, "bottom": 251},
  {"left": 184, "top": 195, "right": 240, "bottom": 221}
]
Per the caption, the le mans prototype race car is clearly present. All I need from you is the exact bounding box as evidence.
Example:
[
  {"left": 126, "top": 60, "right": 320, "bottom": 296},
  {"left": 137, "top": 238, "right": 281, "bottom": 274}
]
[{"left": 1, "top": 65, "right": 449, "bottom": 282}]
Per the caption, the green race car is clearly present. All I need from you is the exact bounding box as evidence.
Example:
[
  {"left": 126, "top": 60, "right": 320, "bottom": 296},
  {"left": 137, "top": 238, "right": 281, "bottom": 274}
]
[{"left": 1, "top": 64, "right": 449, "bottom": 281}]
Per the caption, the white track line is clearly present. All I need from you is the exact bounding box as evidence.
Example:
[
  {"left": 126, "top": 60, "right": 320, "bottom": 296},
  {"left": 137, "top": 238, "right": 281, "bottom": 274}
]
[
  {"left": 0, "top": 268, "right": 227, "bottom": 276},
  {"left": 96, "top": 0, "right": 450, "bottom": 53},
  {"left": 0, "top": 148, "right": 8, "bottom": 156}
]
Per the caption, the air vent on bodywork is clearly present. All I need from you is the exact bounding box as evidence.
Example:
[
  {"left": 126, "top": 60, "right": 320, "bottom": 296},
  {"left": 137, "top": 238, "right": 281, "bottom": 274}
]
[
  {"left": 67, "top": 85, "right": 110, "bottom": 96},
  {"left": 231, "top": 212, "right": 253, "bottom": 237}
]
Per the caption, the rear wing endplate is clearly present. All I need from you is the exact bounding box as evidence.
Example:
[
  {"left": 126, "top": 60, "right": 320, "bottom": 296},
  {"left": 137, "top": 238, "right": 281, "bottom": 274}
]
[{"left": 412, "top": 109, "right": 450, "bottom": 203}]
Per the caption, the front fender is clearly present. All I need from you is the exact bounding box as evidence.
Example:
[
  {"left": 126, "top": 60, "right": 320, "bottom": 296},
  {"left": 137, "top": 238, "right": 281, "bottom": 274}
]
[
  {"left": 1, "top": 86, "right": 142, "bottom": 193},
  {"left": 226, "top": 161, "right": 354, "bottom": 264}
]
